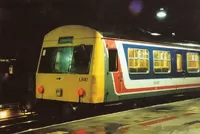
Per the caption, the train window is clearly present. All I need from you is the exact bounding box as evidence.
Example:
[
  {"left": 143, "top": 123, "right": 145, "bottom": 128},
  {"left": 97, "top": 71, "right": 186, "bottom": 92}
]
[
  {"left": 153, "top": 50, "right": 171, "bottom": 74},
  {"left": 187, "top": 52, "right": 199, "bottom": 73},
  {"left": 128, "top": 48, "right": 149, "bottom": 74},
  {"left": 109, "top": 49, "right": 118, "bottom": 72},
  {"left": 38, "top": 45, "right": 93, "bottom": 74},
  {"left": 176, "top": 54, "right": 183, "bottom": 72},
  {"left": 71, "top": 44, "right": 93, "bottom": 74}
]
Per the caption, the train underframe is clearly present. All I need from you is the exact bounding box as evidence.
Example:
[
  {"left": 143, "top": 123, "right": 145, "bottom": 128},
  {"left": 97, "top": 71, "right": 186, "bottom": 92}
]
[{"left": 33, "top": 89, "right": 200, "bottom": 121}]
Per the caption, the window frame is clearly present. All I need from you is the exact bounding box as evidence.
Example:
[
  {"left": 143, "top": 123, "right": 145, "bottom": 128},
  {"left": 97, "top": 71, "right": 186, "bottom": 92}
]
[
  {"left": 128, "top": 48, "right": 150, "bottom": 74},
  {"left": 153, "top": 50, "right": 171, "bottom": 74},
  {"left": 186, "top": 52, "right": 200, "bottom": 73}
]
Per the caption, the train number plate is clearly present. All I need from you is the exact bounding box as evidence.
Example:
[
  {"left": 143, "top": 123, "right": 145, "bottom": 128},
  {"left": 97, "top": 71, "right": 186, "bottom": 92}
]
[{"left": 56, "top": 89, "right": 63, "bottom": 97}]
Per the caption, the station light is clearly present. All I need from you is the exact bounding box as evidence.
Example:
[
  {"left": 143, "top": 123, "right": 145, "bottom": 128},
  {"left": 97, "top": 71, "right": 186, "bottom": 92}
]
[
  {"left": 156, "top": 8, "right": 167, "bottom": 19},
  {"left": 150, "top": 32, "right": 161, "bottom": 36},
  {"left": 172, "top": 33, "right": 176, "bottom": 36}
]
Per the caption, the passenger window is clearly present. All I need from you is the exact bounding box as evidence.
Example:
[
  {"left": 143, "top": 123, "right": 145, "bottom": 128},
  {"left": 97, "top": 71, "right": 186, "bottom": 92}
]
[
  {"left": 109, "top": 49, "right": 118, "bottom": 72},
  {"left": 128, "top": 48, "right": 149, "bottom": 74},
  {"left": 153, "top": 50, "right": 171, "bottom": 74},
  {"left": 176, "top": 54, "right": 183, "bottom": 72},
  {"left": 187, "top": 52, "right": 199, "bottom": 73}
]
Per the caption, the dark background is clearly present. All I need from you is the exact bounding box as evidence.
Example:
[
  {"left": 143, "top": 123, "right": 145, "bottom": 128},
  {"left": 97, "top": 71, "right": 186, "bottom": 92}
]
[
  {"left": 0, "top": 0, "right": 199, "bottom": 104},
  {"left": 0, "top": 0, "right": 199, "bottom": 59}
]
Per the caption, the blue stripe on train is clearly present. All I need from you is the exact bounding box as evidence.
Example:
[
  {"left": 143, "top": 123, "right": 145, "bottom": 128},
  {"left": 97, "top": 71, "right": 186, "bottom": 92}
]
[{"left": 122, "top": 43, "right": 200, "bottom": 80}]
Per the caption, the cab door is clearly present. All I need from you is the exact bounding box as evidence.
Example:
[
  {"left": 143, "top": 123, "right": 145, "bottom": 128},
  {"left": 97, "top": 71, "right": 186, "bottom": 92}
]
[
  {"left": 109, "top": 49, "right": 121, "bottom": 90},
  {"left": 105, "top": 49, "right": 122, "bottom": 101}
]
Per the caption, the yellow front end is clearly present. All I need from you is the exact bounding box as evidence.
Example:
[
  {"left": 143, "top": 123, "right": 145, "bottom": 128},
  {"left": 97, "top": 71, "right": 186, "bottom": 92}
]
[
  {"left": 36, "top": 25, "right": 105, "bottom": 104},
  {"left": 36, "top": 74, "right": 93, "bottom": 103}
]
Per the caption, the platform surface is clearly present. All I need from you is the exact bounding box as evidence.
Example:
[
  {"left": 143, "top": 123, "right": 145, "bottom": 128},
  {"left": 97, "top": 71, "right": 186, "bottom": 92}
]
[{"left": 17, "top": 98, "right": 200, "bottom": 134}]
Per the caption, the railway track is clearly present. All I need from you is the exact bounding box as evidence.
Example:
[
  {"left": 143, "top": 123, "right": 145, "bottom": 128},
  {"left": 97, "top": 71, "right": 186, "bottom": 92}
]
[
  {"left": 0, "top": 105, "right": 68, "bottom": 134},
  {"left": 0, "top": 114, "right": 37, "bottom": 134},
  {"left": 0, "top": 110, "right": 61, "bottom": 134},
  {"left": 0, "top": 103, "right": 36, "bottom": 134}
]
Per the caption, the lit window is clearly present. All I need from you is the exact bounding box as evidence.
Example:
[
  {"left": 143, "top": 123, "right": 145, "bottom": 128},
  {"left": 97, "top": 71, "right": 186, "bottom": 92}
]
[
  {"left": 153, "top": 50, "right": 171, "bottom": 73},
  {"left": 128, "top": 48, "right": 149, "bottom": 73},
  {"left": 176, "top": 54, "right": 183, "bottom": 72},
  {"left": 187, "top": 52, "right": 199, "bottom": 73}
]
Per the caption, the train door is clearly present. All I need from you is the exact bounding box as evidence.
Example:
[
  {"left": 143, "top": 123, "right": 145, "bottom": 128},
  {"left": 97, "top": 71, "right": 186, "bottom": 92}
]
[
  {"left": 106, "top": 49, "right": 122, "bottom": 101},
  {"left": 176, "top": 52, "right": 185, "bottom": 89}
]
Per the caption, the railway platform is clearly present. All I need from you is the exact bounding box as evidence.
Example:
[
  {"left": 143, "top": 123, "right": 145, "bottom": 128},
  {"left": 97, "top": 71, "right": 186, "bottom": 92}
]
[{"left": 17, "top": 98, "right": 200, "bottom": 134}]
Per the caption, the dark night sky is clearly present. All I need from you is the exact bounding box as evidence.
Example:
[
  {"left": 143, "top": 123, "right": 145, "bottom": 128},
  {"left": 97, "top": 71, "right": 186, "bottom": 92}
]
[{"left": 0, "top": 0, "right": 200, "bottom": 57}]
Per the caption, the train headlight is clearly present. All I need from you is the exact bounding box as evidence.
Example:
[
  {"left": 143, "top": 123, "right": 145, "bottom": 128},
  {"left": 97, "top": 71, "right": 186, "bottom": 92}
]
[
  {"left": 77, "top": 88, "right": 85, "bottom": 97},
  {"left": 38, "top": 85, "right": 44, "bottom": 93}
]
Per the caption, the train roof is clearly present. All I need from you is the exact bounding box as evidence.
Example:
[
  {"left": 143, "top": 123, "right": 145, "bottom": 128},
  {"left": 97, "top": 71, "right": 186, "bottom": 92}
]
[
  {"left": 45, "top": 25, "right": 200, "bottom": 49},
  {"left": 44, "top": 25, "right": 103, "bottom": 41},
  {"left": 99, "top": 31, "right": 200, "bottom": 49}
]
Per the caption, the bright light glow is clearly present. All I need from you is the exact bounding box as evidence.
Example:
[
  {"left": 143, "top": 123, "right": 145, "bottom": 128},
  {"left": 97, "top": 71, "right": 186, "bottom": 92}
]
[
  {"left": 150, "top": 33, "right": 161, "bottom": 36},
  {"left": 0, "top": 125, "right": 6, "bottom": 128},
  {"left": 24, "top": 112, "right": 34, "bottom": 115},
  {"left": 27, "top": 120, "right": 34, "bottom": 123},
  {"left": 157, "top": 11, "right": 167, "bottom": 18},
  {"left": 160, "top": 8, "right": 164, "bottom": 11},
  {"left": 0, "top": 111, "right": 8, "bottom": 118},
  {"left": 146, "top": 30, "right": 161, "bottom": 36},
  {"left": 172, "top": 33, "right": 176, "bottom": 36}
]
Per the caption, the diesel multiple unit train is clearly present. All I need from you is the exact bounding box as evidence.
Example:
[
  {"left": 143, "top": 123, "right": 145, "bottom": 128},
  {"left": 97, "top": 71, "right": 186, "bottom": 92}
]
[{"left": 35, "top": 25, "right": 200, "bottom": 116}]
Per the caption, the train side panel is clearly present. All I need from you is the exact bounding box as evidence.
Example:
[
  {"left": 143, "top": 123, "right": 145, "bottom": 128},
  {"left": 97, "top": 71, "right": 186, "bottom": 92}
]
[{"left": 104, "top": 39, "right": 200, "bottom": 102}]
